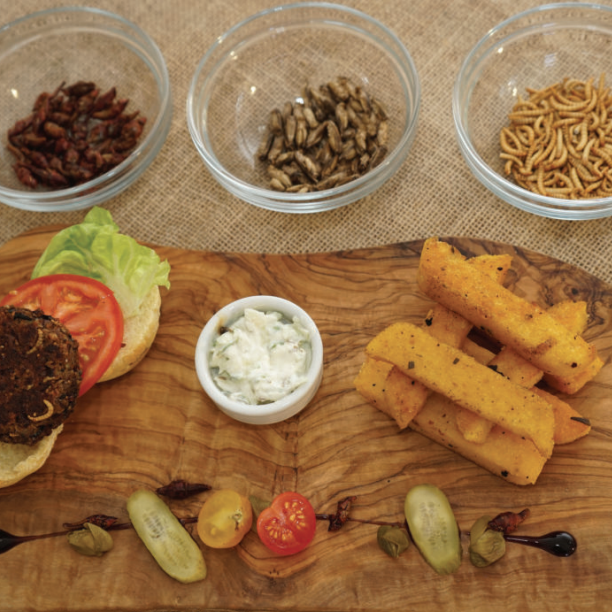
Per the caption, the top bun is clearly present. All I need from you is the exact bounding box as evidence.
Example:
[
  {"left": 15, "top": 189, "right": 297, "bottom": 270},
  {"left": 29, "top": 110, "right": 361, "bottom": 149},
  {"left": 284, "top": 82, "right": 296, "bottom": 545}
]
[{"left": 99, "top": 285, "right": 161, "bottom": 382}]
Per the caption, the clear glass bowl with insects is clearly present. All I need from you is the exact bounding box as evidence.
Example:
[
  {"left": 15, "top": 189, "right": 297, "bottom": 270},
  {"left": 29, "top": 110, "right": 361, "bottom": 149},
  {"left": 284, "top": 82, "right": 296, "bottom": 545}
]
[
  {"left": 187, "top": 2, "right": 420, "bottom": 213},
  {"left": 0, "top": 7, "right": 172, "bottom": 212},
  {"left": 453, "top": 2, "right": 612, "bottom": 220}
]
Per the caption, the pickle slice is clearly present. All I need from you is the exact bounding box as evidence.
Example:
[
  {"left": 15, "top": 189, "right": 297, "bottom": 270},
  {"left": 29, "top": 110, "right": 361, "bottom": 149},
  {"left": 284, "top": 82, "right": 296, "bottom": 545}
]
[
  {"left": 127, "top": 489, "right": 207, "bottom": 583},
  {"left": 404, "top": 484, "right": 462, "bottom": 575}
]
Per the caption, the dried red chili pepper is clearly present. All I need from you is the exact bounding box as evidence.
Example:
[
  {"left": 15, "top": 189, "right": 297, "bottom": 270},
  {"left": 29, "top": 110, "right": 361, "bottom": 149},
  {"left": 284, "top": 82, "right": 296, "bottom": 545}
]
[
  {"left": 62, "top": 514, "right": 119, "bottom": 531},
  {"left": 488, "top": 508, "right": 530, "bottom": 534},
  {"left": 327, "top": 496, "right": 357, "bottom": 532},
  {"left": 156, "top": 480, "right": 212, "bottom": 500}
]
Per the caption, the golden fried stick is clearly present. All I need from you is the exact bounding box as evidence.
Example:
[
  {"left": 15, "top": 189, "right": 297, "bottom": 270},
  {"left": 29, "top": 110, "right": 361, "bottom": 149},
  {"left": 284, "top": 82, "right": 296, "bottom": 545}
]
[
  {"left": 544, "top": 356, "right": 605, "bottom": 394},
  {"left": 354, "top": 253, "right": 512, "bottom": 429},
  {"left": 411, "top": 394, "right": 547, "bottom": 486},
  {"left": 366, "top": 322, "right": 555, "bottom": 458},
  {"left": 417, "top": 238, "right": 596, "bottom": 378},
  {"left": 458, "top": 335, "right": 591, "bottom": 446}
]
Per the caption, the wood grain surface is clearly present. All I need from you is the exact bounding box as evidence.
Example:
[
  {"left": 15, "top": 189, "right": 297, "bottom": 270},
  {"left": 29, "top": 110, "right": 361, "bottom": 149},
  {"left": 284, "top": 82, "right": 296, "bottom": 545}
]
[{"left": 1, "top": 227, "right": 611, "bottom": 612}]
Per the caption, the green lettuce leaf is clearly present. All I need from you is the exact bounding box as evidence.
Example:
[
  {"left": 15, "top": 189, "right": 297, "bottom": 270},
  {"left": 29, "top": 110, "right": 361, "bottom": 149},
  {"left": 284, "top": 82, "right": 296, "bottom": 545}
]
[{"left": 31, "top": 206, "right": 170, "bottom": 318}]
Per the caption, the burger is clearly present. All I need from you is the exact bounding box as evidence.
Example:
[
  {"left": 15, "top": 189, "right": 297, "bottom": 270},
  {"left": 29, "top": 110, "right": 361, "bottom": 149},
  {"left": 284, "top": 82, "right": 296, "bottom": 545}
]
[{"left": 0, "top": 207, "right": 170, "bottom": 488}]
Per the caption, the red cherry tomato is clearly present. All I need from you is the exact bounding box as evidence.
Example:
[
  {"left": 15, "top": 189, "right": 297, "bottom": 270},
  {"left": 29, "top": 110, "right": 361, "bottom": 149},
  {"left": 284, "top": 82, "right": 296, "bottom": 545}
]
[
  {"left": 257, "top": 492, "right": 316, "bottom": 556},
  {"left": 0, "top": 274, "right": 124, "bottom": 396}
]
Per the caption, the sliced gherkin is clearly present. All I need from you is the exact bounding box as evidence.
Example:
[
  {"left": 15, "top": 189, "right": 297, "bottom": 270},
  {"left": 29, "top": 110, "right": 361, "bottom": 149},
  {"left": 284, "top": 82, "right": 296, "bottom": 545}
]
[
  {"left": 404, "top": 483, "right": 462, "bottom": 575},
  {"left": 127, "top": 489, "right": 206, "bottom": 583}
]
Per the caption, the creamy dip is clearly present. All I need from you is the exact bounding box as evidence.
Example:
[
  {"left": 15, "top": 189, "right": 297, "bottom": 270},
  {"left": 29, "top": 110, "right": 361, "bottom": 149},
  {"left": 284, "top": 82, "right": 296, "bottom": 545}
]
[{"left": 209, "top": 308, "right": 311, "bottom": 405}]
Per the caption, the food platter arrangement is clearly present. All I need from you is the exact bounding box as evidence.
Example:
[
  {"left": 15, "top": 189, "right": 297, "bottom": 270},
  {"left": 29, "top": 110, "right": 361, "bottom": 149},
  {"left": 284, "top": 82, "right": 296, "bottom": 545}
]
[
  {"left": 0, "top": 215, "right": 611, "bottom": 611},
  {"left": 1, "top": 3, "right": 612, "bottom": 612}
]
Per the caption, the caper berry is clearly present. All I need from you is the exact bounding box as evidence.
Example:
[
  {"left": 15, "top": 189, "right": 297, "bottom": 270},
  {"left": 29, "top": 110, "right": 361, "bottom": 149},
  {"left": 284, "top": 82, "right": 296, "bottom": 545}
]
[{"left": 469, "top": 515, "right": 506, "bottom": 567}]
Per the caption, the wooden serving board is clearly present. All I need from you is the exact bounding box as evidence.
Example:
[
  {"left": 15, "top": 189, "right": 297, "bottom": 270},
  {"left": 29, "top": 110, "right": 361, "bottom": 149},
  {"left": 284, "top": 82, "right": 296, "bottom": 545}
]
[{"left": 1, "top": 228, "right": 611, "bottom": 612}]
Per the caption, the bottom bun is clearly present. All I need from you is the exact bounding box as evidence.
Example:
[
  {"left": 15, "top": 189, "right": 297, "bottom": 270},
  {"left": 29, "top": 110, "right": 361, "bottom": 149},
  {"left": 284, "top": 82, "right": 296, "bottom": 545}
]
[
  {"left": 98, "top": 286, "right": 161, "bottom": 382},
  {"left": 0, "top": 425, "right": 63, "bottom": 488}
]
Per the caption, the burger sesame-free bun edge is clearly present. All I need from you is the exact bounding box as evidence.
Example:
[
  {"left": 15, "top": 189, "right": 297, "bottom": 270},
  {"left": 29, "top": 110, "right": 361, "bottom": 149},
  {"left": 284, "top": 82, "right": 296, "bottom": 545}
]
[
  {"left": 99, "top": 285, "right": 161, "bottom": 382},
  {"left": 0, "top": 425, "right": 63, "bottom": 488}
]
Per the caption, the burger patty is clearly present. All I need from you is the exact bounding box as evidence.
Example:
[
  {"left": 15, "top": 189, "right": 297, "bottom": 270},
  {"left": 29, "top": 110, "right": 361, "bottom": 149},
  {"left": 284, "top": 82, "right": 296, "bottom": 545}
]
[{"left": 0, "top": 305, "right": 81, "bottom": 445}]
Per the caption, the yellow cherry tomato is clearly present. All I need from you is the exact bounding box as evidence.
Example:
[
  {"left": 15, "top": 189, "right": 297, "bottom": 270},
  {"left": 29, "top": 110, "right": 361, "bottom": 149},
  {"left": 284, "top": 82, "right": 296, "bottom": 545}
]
[{"left": 197, "top": 489, "right": 253, "bottom": 548}]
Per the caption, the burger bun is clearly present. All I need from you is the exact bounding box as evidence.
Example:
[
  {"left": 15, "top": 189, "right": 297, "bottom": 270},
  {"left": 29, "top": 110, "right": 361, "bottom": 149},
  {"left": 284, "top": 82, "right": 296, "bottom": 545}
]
[
  {"left": 1, "top": 286, "right": 162, "bottom": 488},
  {"left": 0, "top": 425, "right": 63, "bottom": 488},
  {"left": 99, "top": 285, "right": 161, "bottom": 382}
]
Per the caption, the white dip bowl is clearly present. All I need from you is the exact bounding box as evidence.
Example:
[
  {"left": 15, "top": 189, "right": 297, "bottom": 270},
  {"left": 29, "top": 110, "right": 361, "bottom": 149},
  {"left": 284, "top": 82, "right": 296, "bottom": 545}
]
[{"left": 195, "top": 296, "right": 323, "bottom": 425}]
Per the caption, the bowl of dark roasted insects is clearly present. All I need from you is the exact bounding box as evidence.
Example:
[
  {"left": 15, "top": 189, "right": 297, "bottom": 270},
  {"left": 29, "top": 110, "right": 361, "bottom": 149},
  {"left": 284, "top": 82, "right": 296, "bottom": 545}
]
[
  {"left": 0, "top": 7, "right": 172, "bottom": 212},
  {"left": 453, "top": 2, "right": 612, "bottom": 220},
  {"left": 187, "top": 2, "right": 420, "bottom": 213}
]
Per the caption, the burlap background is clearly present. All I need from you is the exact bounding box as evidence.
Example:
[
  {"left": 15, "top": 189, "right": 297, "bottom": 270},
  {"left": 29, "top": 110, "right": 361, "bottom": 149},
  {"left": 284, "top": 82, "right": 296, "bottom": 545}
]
[{"left": 1, "top": 0, "right": 612, "bottom": 283}]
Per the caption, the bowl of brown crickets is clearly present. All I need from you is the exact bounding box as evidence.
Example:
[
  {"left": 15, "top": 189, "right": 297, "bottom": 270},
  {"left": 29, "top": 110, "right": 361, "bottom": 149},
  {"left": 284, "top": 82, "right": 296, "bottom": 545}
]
[
  {"left": 0, "top": 7, "right": 172, "bottom": 212},
  {"left": 187, "top": 2, "right": 420, "bottom": 213}
]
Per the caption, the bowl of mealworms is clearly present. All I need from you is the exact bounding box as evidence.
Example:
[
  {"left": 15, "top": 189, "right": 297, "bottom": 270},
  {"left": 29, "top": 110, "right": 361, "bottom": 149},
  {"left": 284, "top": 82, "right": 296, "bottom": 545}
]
[
  {"left": 187, "top": 2, "right": 420, "bottom": 213},
  {"left": 0, "top": 7, "right": 172, "bottom": 212},
  {"left": 453, "top": 3, "right": 612, "bottom": 220}
]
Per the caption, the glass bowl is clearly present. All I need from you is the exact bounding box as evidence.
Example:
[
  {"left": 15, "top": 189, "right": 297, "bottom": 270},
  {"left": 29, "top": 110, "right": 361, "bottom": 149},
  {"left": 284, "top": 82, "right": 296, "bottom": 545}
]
[
  {"left": 0, "top": 7, "right": 172, "bottom": 212},
  {"left": 187, "top": 2, "right": 420, "bottom": 213},
  {"left": 453, "top": 2, "right": 612, "bottom": 220},
  {"left": 195, "top": 296, "right": 324, "bottom": 425}
]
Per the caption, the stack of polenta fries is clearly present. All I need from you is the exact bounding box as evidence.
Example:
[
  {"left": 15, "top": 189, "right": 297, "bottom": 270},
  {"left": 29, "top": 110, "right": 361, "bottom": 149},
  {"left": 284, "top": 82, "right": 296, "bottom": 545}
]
[{"left": 355, "top": 237, "right": 603, "bottom": 485}]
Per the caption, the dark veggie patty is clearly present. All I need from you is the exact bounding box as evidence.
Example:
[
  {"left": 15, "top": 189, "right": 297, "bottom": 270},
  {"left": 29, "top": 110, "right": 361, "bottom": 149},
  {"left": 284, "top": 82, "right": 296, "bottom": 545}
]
[{"left": 0, "top": 305, "right": 81, "bottom": 445}]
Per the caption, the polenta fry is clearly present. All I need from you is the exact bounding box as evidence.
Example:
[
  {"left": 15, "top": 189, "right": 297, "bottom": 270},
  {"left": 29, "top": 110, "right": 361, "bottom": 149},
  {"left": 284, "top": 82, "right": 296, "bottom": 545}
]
[
  {"left": 544, "top": 355, "right": 605, "bottom": 394},
  {"left": 366, "top": 322, "right": 555, "bottom": 458},
  {"left": 353, "top": 253, "right": 512, "bottom": 429},
  {"left": 353, "top": 357, "right": 393, "bottom": 415},
  {"left": 532, "top": 387, "right": 592, "bottom": 445},
  {"left": 454, "top": 407, "right": 493, "bottom": 444},
  {"left": 454, "top": 339, "right": 496, "bottom": 443},
  {"left": 384, "top": 365, "right": 428, "bottom": 429},
  {"left": 411, "top": 394, "right": 547, "bottom": 485},
  {"left": 453, "top": 301, "right": 592, "bottom": 446},
  {"left": 417, "top": 238, "right": 596, "bottom": 377}
]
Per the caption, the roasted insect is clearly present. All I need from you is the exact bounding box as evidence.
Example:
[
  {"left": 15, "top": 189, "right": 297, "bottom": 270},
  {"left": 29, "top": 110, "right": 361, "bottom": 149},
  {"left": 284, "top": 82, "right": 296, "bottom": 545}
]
[
  {"left": 257, "top": 76, "right": 389, "bottom": 192},
  {"left": 500, "top": 74, "right": 612, "bottom": 200},
  {"left": 7, "top": 80, "right": 146, "bottom": 190}
]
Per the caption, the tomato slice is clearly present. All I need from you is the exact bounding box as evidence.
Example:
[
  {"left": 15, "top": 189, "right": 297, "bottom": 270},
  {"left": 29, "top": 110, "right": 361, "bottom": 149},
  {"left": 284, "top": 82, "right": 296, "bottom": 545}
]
[
  {"left": 0, "top": 274, "right": 124, "bottom": 396},
  {"left": 257, "top": 491, "right": 316, "bottom": 556}
]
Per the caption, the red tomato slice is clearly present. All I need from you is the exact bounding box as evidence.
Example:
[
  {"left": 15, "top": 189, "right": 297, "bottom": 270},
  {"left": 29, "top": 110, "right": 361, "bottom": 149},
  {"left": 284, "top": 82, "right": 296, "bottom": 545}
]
[
  {"left": 257, "top": 492, "right": 316, "bottom": 556},
  {"left": 0, "top": 274, "right": 124, "bottom": 396}
]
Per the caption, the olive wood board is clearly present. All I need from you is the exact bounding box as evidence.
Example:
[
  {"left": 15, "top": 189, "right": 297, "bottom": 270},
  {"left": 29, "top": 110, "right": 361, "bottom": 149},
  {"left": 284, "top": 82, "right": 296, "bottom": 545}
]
[{"left": 1, "top": 226, "right": 611, "bottom": 612}]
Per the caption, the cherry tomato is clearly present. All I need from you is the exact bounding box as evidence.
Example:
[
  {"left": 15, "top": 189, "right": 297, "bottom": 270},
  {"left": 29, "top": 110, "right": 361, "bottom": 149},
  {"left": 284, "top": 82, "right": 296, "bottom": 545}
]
[
  {"left": 257, "top": 491, "right": 316, "bottom": 556},
  {"left": 0, "top": 274, "right": 124, "bottom": 396},
  {"left": 197, "top": 489, "right": 253, "bottom": 548}
]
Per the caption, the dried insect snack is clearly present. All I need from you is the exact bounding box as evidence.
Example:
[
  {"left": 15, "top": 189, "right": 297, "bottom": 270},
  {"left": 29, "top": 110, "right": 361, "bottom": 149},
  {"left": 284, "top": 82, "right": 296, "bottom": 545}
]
[
  {"left": 499, "top": 74, "right": 612, "bottom": 200},
  {"left": 256, "top": 76, "right": 389, "bottom": 192},
  {"left": 7, "top": 80, "right": 147, "bottom": 190}
]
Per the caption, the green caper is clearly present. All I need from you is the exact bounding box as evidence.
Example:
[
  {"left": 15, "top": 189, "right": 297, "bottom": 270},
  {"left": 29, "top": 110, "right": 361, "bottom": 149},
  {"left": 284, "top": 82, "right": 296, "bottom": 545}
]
[
  {"left": 469, "top": 515, "right": 506, "bottom": 567},
  {"left": 67, "top": 522, "right": 113, "bottom": 557},
  {"left": 377, "top": 525, "right": 411, "bottom": 558},
  {"left": 404, "top": 484, "right": 462, "bottom": 575}
]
